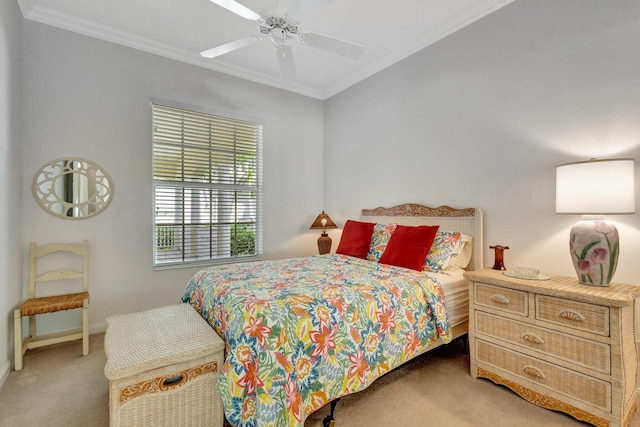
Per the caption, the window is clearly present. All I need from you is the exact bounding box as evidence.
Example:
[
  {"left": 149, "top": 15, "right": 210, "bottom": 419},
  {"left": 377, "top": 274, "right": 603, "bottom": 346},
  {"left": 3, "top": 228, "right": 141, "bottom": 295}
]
[{"left": 152, "top": 99, "right": 262, "bottom": 267}]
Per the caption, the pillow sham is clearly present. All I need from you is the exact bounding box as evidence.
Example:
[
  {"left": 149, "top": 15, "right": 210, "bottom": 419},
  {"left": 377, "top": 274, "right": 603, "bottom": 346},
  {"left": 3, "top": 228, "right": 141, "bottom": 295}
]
[
  {"left": 378, "top": 224, "right": 439, "bottom": 271},
  {"left": 335, "top": 220, "right": 376, "bottom": 259},
  {"left": 449, "top": 233, "right": 473, "bottom": 269},
  {"left": 366, "top": 223, "right": 397, "bottom": 262},
  {"left": 423, "top": 231, "right": 464, "bottom": 273}
]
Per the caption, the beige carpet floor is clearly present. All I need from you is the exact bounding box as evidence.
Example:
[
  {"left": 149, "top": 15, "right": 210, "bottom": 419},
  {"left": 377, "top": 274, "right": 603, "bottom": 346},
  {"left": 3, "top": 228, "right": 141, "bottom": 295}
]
[{"left": 0, "top": 335, "right": 638, "bottom": 426}]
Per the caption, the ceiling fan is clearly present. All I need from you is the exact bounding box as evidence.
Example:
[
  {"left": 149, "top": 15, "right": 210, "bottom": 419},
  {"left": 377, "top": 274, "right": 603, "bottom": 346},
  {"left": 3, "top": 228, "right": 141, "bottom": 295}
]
[{"left": 200, "top": 0, "right": 365, "bottom": 80}]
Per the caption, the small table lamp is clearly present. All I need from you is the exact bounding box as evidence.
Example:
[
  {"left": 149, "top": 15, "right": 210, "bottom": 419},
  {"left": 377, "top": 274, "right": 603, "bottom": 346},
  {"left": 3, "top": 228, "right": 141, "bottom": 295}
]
[
  {"left": 556, "top": 158, "right": 635, "bottom": 286},
  {"left": 309, "top": 211, "right": 338, "bottom": 255}
]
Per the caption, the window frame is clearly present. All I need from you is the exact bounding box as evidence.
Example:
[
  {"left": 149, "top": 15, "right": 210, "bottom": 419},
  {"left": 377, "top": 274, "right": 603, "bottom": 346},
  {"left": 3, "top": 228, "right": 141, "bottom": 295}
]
[{"left": 151, "top": 98, "right": 263, "bottom": 269}]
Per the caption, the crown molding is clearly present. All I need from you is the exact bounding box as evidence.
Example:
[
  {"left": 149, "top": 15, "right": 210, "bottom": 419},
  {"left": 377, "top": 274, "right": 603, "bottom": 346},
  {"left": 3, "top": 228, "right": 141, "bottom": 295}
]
[
  {"left": 16, "top": 0, "right": 35, "bottom": 16},
  {"left": 18, "top": 2, "right": 324, "bottom": 99},
  {"left": 19, "top": 0, "right": 515, "bottom": 101}
]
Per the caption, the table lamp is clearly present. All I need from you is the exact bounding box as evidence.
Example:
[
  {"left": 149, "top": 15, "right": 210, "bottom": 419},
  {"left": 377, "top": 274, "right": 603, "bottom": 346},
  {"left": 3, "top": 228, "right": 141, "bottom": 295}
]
[
  {"left": 556, "top": 158, "right": 635, "bottom": 286},
  {"left": 309, "top": 211, "right": 337, "bottom": 255}
]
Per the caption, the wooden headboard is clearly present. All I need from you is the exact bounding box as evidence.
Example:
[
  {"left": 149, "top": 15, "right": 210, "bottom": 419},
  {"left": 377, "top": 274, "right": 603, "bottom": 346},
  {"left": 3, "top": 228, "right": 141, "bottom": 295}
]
[{"left": 361, "top": 203, "right": 484, "bottom": 271}]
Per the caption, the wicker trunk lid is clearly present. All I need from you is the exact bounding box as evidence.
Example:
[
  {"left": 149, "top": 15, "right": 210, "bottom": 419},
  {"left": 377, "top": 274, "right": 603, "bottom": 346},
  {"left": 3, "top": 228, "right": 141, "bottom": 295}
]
[{"left": 104, "top": 303, "right": 224, "bottom": 380}]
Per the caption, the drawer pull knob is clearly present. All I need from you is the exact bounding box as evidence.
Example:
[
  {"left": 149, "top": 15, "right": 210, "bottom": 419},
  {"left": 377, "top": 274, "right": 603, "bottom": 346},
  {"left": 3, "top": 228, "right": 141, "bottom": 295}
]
[
  {"left": 558, "top": 310, "right": 586, "bottom": 322},
  {"left": 523, "top": 365, "right": 545, "bottom": 379},
  {"left": 489, "top": 294, "right": 510, "bottom": 305},
  {"left": 522, "top": 333, "right": 544, "bottom": 345}
]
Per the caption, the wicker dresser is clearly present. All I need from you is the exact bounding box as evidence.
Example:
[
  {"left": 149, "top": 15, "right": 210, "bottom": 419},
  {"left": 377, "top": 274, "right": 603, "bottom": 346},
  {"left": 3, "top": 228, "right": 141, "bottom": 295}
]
[
  {"left": 104, "top": 304, "right": 225, "bottom": 427},
  {"left": 465, "top": 268, "right": 640, "bottom": 427}
]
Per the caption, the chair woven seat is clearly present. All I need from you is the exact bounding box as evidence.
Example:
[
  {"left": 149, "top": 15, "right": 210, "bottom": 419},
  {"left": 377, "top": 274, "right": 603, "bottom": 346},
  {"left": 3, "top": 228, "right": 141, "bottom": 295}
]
[{"left": 19, "top": 292, "right": 90, "bottom": 316}]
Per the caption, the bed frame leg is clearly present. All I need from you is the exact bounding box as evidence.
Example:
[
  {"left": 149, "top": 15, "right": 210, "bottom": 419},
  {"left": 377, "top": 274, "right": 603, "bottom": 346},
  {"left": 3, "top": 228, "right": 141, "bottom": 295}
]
[
  {"left": 322, "top": 398, "right": 340, "bottom": 427},
  {"left": 460, "top": 334, "right": 469, "bottom": 354}
]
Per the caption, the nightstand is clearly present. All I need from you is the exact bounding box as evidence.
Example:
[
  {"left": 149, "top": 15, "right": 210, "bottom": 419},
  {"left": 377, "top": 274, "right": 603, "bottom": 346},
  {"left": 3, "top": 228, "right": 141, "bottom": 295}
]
[{"left": 465, "top": 268, "right": 640, "bottom": 427}]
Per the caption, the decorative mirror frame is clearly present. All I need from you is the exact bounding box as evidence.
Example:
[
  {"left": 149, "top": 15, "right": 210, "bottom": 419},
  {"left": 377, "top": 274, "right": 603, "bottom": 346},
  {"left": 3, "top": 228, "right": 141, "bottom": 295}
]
[{"left": 32, "top": 157, "right": 114, "bottom": 220}]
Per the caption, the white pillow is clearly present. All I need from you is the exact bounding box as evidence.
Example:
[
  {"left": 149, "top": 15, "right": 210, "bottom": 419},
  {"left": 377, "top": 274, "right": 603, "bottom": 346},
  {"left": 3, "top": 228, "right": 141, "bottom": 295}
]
[{"left": 448, "top": 234, "right": 473, "bottom": 269}]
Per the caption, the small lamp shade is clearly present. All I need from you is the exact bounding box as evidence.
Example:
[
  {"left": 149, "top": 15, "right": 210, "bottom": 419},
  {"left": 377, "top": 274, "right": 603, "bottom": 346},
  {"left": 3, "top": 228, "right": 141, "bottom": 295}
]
[
  {"left": 555, "top": 158, "right": 635, "bottom": 286},
  {"left": 310, "top": 211, "right": 338, "bottom": 255}
]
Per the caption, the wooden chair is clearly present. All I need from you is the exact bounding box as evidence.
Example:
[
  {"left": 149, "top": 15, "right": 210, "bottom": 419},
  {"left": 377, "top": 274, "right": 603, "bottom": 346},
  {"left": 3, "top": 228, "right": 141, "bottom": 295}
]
[{"left": 14, "top": 240, "right": 89, "bottom": 371}]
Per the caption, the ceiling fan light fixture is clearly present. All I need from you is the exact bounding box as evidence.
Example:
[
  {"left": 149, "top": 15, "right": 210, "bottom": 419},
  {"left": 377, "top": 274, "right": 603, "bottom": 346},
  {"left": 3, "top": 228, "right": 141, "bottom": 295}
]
[{"left": 268, "top": 28, "right": 288, "bottom": 45}]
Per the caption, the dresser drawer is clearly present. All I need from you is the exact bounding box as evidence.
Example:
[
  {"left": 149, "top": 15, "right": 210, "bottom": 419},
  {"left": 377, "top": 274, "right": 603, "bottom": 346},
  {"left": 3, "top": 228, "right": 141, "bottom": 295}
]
[
  {"left": 535, "top": 295, "right": 609, "bottom": 336},
  {"left": 474, "top": 283, "right": 528, "bottom": 316},
  {"left": 475, "top": 311, "right": 611, "bottom": 374},
  {"left": 476, "top": 339, "right": 611, "bottom": 412}
]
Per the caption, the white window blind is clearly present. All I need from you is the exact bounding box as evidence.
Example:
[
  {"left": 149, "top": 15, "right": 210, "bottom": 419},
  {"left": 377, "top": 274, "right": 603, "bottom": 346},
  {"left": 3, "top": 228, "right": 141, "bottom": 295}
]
[{"left": 152, "top": 100, "right": 262, "bottom": 267}]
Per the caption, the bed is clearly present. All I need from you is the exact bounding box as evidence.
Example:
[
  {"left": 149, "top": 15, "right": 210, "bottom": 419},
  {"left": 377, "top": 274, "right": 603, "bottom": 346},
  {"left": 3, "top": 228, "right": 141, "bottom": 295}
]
[{"left": 182, "top": 203, "right": 483, "bottom": 427}]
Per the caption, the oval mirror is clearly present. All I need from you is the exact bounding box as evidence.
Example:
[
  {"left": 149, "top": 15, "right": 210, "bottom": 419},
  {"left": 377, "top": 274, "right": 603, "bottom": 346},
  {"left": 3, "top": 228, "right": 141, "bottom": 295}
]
[{"left": 32, "top": 158, "right": 114, "bottom": 219}]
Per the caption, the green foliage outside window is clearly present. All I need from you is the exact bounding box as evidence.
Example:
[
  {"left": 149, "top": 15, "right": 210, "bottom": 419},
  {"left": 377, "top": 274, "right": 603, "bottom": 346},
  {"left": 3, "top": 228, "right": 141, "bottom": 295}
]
[
  {"left": 156, "top": 225, "right": 175, "bottom": 249},
  {"left": 230, "top": 224, "right": 256, "bottom": 256}
]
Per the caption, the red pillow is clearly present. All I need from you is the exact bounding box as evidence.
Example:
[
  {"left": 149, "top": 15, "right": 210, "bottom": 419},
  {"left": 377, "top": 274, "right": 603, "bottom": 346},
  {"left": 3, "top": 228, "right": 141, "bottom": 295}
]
[
  {"left": 335, "top": 220, "right": 375, "bottom": 259},
  {"left": 378, "top": 225, "right": 439, "bottom": 271}
]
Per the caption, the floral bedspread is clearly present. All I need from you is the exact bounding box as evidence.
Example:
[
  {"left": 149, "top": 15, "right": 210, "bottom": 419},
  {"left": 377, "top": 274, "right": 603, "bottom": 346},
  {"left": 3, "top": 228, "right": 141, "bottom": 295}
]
[{"left": 182, "top": 254, "right": 451, "bottom": 427}]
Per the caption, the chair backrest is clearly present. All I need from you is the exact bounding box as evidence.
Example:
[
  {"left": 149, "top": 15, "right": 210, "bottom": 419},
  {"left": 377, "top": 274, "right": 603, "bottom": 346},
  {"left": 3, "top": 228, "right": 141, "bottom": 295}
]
[{"left": 28, "top": 240, "right": 89, "bottom": 298}]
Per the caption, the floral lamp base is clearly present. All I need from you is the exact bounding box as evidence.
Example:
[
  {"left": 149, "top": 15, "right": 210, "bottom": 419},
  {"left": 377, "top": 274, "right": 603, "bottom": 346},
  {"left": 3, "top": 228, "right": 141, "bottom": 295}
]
[{"left": 570, "top": 218, "right": 619, "bottom": 286}]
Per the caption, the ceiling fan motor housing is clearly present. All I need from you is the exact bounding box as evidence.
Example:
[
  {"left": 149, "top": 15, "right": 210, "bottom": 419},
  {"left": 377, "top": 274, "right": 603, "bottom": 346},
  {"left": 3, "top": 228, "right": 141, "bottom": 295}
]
[{"left": 259, "top": 8, "right": 298, "bottom": 44}]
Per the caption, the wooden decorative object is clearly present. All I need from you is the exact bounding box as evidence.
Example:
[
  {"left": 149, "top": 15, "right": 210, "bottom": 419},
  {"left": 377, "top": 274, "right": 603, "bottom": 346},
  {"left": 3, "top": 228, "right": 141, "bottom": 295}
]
[
  {"left": 489, "top": 244, "right": 509, "bottom": 270},
  {"left": 119, "top": 362, "right": 218, "bottom": 403},
  {"left": 477, "top": 367, "right": 611, "bottom": 427},
  {"left": 361, "top": 203, "right": 476, "bottom": 218}
]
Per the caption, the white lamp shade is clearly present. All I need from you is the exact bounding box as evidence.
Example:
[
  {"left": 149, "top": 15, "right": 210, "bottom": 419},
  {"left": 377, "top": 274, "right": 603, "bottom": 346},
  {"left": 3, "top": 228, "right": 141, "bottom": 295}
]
[{"left": 556, "top": 158, "right": 636, "bottom": 214}]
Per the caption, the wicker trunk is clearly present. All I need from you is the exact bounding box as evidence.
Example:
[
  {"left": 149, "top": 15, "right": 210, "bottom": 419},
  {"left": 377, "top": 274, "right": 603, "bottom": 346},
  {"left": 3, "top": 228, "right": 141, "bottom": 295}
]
[{"left": 104, "top": 304, "right": 225, "bottom": 427}]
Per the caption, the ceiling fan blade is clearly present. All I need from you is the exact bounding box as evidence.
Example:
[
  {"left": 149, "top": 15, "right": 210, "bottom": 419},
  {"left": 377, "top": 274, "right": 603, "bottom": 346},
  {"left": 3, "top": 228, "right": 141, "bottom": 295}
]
[
  {"left": 299, "top": 32, "right": 365, "bottom": 59},
  {"left": 207, "top": 0, "right": 262, "bottom": 22},
  {"left": 200, "top": 36, "right": 261, "bottom": 59},
  {"left": 275, "top": 45, "right": 296, "bottom": 81},
  {"left": 286, "top": 0, "right": 333, "bottom": 23}
]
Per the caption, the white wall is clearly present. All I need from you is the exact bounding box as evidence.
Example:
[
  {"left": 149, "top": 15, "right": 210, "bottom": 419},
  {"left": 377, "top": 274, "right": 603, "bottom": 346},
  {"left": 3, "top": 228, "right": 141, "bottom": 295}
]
[
  {"left": 324, "top": 0, "right": 640, "bottom": 285},
  {"left": 21, "top": 21, "right": 325, "bottom": 337},
  {"left": 0, "top": 0, "right": 23, "bottom": 383}
]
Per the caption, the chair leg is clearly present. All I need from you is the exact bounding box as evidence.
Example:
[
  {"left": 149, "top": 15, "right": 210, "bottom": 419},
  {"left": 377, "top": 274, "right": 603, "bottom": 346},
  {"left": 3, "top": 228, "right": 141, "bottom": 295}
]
[
  {"left": 82, "top": 299, "right": 89, "bottom": 356},
  {"left": 14, "top": 309, "right": 23, "bottom": 371},
  {"left": 28, "top": 315, "right": 36, "bottom": 341}
]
